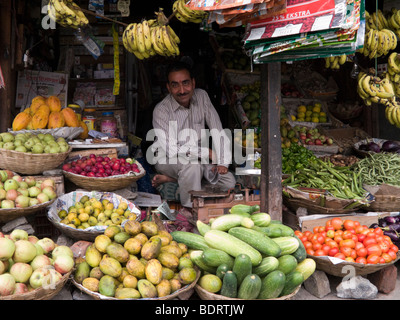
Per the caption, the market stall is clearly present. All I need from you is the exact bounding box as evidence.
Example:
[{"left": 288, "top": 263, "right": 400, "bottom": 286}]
[{"left": 0, "top": 0, "right": 400, "bottom": 304}]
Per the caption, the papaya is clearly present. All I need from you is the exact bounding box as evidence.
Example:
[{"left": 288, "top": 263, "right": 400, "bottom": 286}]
[
  {"left": 140, "top": 237, "right": 162, "bottom": 260},
  {"left": 94, "top": 234, "right": 112, "bottom": 253},
  {"left": 61, "top": 107, "right": 80, "bottom": 127},
  {"left": 141, "top": 221, "right": 159, "bottom": 237},
  {"left": 31, "top": 110, "right": 49, "bottom": 129},
  {"left": 145, "top": 259, "right": 163, "bottom": 285},
  {"left": 46, "top": 95, "right": 62, "bottom": 112},
  {"left": 47, "top": 111, "right": 65, "bottom": 129},
  {"left": 78, "top": 120, "right": 89, "bottom": 139},
  {"left": 37, "top": 104, "right": 51, "bottom": 115},
  {"left": 12, "top": 112, "right": 32, "bottom": 131},
  {"left": 99, "top": 275, "right": 117, "bottom": 297},
  {"left": 124, "top": 237, "right": 142, "bottom": 255},
  {"left": 29, "top": 96, "right": 46, "bottom": 114},
  {"left": 160, "top": 244, "right": 183, "bottom": 258},
  {"left": 134, "top": 233, "right": 148, "bottom": 245},
  {"left": 74, "top": 261, "right": 90, "bottom": 284},
  {"left": 124, "top": 220, "right": 142, "bottom": 236},
  {"left": 23, "top": 107, "right": 31, "bottom": 114}
]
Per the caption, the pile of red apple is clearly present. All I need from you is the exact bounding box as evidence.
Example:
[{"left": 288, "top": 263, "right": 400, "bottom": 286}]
[
  {"left": 62, "top": 154, "right": 141, "bottom": 178},
  {"left": 295, "top": 126, "right": 334, "bottom": 146}
]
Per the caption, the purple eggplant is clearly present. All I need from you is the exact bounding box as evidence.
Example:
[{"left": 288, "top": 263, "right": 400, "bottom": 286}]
[
  {"left": 384, "top": 215, "right": 398, "bottom": 225},
  {"left": 377, "top": 219, "right": 388, "bottom": 228},
  {"left": 384, "top": 230, "right": 400, "bottom": 243},
  {"left": 385, "top": 223, "right": 400, "bottom": 232}
]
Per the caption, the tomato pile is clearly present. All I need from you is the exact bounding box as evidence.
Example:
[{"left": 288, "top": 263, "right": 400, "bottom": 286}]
[{"left": 295, "top": 217, "right": 399, "bottom": 264}]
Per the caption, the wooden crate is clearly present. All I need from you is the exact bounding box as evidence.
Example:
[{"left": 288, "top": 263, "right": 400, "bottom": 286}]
[
  {"left": 190, "top": 189, "right": 260, "bottom": 223},
  {"left": 66, "top": 148, "right": 118, "bottom": 162}
]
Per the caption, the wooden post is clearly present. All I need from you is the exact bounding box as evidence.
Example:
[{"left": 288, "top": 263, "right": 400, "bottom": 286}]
[
  {"left": 259, "top": 63, "right": 282, "bottom": 220},
  {"left": 0, "top": 0, "right": 13, "bottom": 132}
]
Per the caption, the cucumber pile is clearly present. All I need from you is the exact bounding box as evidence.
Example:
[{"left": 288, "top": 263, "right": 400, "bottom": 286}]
[{"left": 171, "top": 204, "right": 316, "bottom": 299}]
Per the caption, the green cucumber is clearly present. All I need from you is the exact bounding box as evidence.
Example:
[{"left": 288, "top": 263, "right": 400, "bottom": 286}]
[
  {"left": 269, "top": 220, "right": 282, "bottom": 224},
  {"left": 220, "top": 271, "right": 238, "bottom": 298},
  {"left": 241, "top": 217, "right": 254, "bottom": 229},
  {"left": 250, "top": 212, "right": 271, "bottom": 227},
  {"left": 204, "top": 230, "right": 262, "bottom": 266},
  {"left": 253, "top": 256, "right": 279, "bottom": 277},
  {"left": 254, "top": 224, "right": 294, "bottom": 238},
  {"left": 228, "top": 227, "right": 281, "bottom": 257},
  {"left": 277, "top": 255, "right": 298, "bottom": 275},
  {"left": 294, "top": 258, "right": 316, "bottom": 281},
  {"left": 279, "top": 271, "right": 304, "bottom": 297},
  {"left": 216, "top": 263, "right": 231, "bottom": 280},
  {"left": 171, "top": 231, "right": 209, "bottom": 250},
  {"left": 196, "top": 220, "right": 211, "bottom": 236},
  {"left": 189, "top": 250, "right": 217, "bottom": 274},
  {"left": 202, "top": 248, "right": 234, "bottom": 269},
  {"left": 232, "top": 254, "right": 252, "bottom": 286},
  {"left": 258, "top": 270, "right": 286, "bottom": 299},
  {"left": 291, "top": 235, "right": 307, "bottom": 263},
  {"left": 272, "top": 236, "right": 299, "bottom": 256},
  {"left": 210, "top": 214, "right": 248, "bottom": 231},
  {"left": 237, "top": 274, "right": 262, "bottom": 299},
  {"left": 229, "top": 204, "right": 260, "bottom": 216}
]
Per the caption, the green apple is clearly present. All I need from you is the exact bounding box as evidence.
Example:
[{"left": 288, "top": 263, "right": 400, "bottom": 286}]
[
  {"left": 3, "top": 142, "right": 15, "bottom": 150},
  {"left": 32, "top": 144, "right": 44, "bottom": 154}
]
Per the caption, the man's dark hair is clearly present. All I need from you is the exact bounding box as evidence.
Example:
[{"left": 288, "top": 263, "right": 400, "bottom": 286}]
[{"left": 166, "top": 61, "right": 194, "bottom": 81}]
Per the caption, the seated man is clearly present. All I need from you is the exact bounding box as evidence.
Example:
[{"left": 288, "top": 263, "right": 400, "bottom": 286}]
[{"left": 149, "top": 61, "right": 236, "bottom": 209}]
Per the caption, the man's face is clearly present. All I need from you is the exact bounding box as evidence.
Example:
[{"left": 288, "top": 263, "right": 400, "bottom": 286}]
[{"left": 167, "top": 69, "right": 195, "bottom": 108}]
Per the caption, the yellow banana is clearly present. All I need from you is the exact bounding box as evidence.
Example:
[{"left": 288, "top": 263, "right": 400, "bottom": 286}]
[
  {"left": 135, "top": 22, "right": 146, "bottom": 53},
  {"left": 155, "top": 26, "right": 170, "bottom": 56},
  {"left": 382, "top": 29, "right": 397, "bottom": 50},
  {"left": 176, "top": 0, "right": 193, "bottom": 21},
  {"left": 386, "top": 105, "right": 396, "bottom": 125},
  {"left": 161, "top": 25, "right": 179, "bottom": 56},
  {"left": 357, "top": 73, "right": 370, "bottom": 99},
  {"left": 167, "top": 25, "right": 180, "bottom": 44},
  {"left": 362, "top": 75, "right": 376, "bottom": 97},
  {"left": 388, "top": 52, "right": 400, "bottom": 73},
  {"left": 338, "top": 54, "right": 346, "bottom": 65},
  {"left": 141, "top": 20, "right": 152, "bottom": 52},
  {"left": 122, "top": 27, "right": 135, "bottom": 53},
  {"left": 150, "top": 26, "right": 166, "bottom": 56},
  {"left": 126, "top": 23, "right": 138, "bottom": 52}
]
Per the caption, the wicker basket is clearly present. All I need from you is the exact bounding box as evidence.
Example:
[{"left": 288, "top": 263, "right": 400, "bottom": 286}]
[
  {"left": 195, "top": 284, "right": 300, "bottom": 300},
  {"left": 63, "top": 161, "right": 145, "bottom": 191},
  {"left": 0, "top": 199, "right": 56, "bottom": 223},
  {"left": 0, "top": 147, "right": 72, "bottom": 175},
  {"left": 0, "top": 271, "right": 71, "bottom": 300},
  {"left": 308, "top": 254, "right": 400, "bottom": 277},
  {"left": 47, "top": 190, "right": 141, "bottom": 241},
  {"left": 71, "top": 269, "right": 200, "bottom": 300},
  {"left": 368, "top": 194, "right": 400, "bottom": 212}
]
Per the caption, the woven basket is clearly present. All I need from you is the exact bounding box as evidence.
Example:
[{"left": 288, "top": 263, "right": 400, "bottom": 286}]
[
  {"left": 368, "top": 194, "right": 400, "bottom": 212},
  {"left": 71, "top": 269, "right": 200, "bottom": 300},
  {"left": 194, "top": 284, "right": 300, "bottom": 300},
  {"left": 0, "top": 271, "right": 71, "bottom": 300},
  {"left": 63, "top": 161, "right": 145, "bottom": 191},
  {"left": 0, "top": 147, "right": 72, "bottom": 175},
  {"left": 283, "top": 197, "right": 359, "bottom": 215},
  {"left": 0, "top": 198, "right": 56, "bottom": 223},
  {"left": 308, "top": 254, "right": 400, "bottom": 277},
  {"left": 47, "top": 190, "right": 141, "bottom": 241}
]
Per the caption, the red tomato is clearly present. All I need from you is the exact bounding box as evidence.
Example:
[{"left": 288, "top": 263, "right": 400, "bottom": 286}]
[
  {"left": 314, "top": 249, "right": 326, "bottom": 257},
  {"left": 366, "top": 254, "right": 381, "bottom": 264},
  {"left": 325, "top": 225, "right": 334, "bottom": 232},
  {"left": 306, "top": 248, "right": 315, "bottom": 256},
  {"left": 343, "top": 219, "right": 356, "bottom": 230},
  {"left": 390, "top": 244, "right": 399, "bottom": 253},
  {"left": 354, "top": 242, "right": 364, "bottom": 251},
  {"left": 355, "top": 257, "right": 367, "bottom": 264},
  {"left": 334, "top": 252, "right": 346, "bottom": 260},
  {"left": 318, "top": 226, "right": 325, "bottom": 234},
  {"left": 379, "top": 257, "right": 386, "bottom": 264},
  {"left": 342, "top": 231, "right": 354, "bottom": 240},
  {"left": 303, "top": 241, "right": 313, "bottom": 250},
  {"left": 312, "top": 242, "right": 322, "bottom": 251},
  {"left": 334, "top": 235, "right": 343, "bottom": 243},
  {"left": 356, "top": 247, "right": 368, "bottom": 258},
  {"left": 353, "top": 221, "right": 360, "bottom": 227},
  {"left": 381, "top": 253, "right": 392, "bottom": 263},
  {"left": 366, "top": 244, "right": 382, "bottom": 257},
  {"left": 340, "top": 246, "right": 353, "bottom": 257},
  {"left": 373, "top": 227, "right": 383, "bottom": 236},
  {"left": 313, "top": 226, "right": 320, "bottom": 234},
  {"left": 326, "top": 230, "right": 335, "bottom": 238},
  {"left": 363, "top": 237, "right": 377, "bottom": 247},
  {"left": 378, "top": 240, "right": 390, "bottom": 253},
  {"left": 331, "top": 217, "right": 343, "bottom": 230},
  {"left": 357, "top": 233, "right": 366, "bottom": 243},
  {"left": 339, "top": 239, "right": 356, "bottom": 249},
  {"left": 304, "top": 231, "right": 312, "bottom": 239},
  {"left": 328, "top": 247, "right": 339, "bottom": 257},
  {"left": 322, "top": 244, "right": 331, "bottom": 254},
  {"left": 327, "top": 240, "right": 339, "bottom": 248},
  {"left": 300, "top": 235, "right": 308, "bottom": 243},
  {"left": 355, "top": 225, "right": 366, "bottom": 234},
  {"left": 387, "top": 249, "right": 398, "bottom": 261},
  {"left": 345, "top": 257, "right": 355, "bottom": 263}
]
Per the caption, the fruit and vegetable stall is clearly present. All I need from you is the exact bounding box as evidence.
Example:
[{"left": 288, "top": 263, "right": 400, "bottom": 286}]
[{"left": 1, "top": 0, "right": 400, "bottom": 303}]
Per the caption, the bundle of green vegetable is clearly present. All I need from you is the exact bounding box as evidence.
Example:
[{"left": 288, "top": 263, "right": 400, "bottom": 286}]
[
  {"left": 281, "top": 144, "right": 316, "bottom": 174},
  {"left": 283, "top": 157, "right": 365, "bottom": 200}
]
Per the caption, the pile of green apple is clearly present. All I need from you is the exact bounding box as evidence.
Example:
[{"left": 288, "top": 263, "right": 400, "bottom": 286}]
[
  {"left": 0, "top": 170, "right": 57, "bottom": 209},
  {"left": 0, "top": 228, "right": 75, "bottom": 296},
  {"left": 0, "top": 132, "right": 69, "bottom": 154}
]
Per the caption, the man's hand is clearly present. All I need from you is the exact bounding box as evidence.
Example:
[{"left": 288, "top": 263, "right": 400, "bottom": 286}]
[{"left": 212, "top": 165, "right": 228, "bottom": 175}]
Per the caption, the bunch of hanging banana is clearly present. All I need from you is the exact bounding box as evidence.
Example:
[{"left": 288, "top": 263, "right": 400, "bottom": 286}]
[
  {"left": 48, "top": 0, "right": 89, "bottom": 29},
  {"left": 324, "top": 54, "right": 347, "bottom": 69},
  {"left": 384, "top": 99, "right": 400, "bottom": 128},
  {"left": 357, "top": 71, "right": 396, "bottom": 106},
  {"left": 173, "top": 0, "right": 207, "bottom": 23},
  {"left": 122, "top": 17, "right": 181, "bottom": 60},
  {"left": 367, "top": 8, "right": 400, "bottom": 38},
  {"left": 358, "top": 27, "right": 397, "bottom": 59},
  {"left": 387, "top": 52, "right": 400, "bottom": 98}
]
